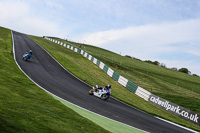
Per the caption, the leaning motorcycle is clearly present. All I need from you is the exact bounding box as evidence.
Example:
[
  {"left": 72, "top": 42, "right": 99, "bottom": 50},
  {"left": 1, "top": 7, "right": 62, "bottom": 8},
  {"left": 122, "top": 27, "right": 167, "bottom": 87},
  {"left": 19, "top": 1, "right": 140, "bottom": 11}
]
[
  {"left": 22, "top": 52, "right": 32, "bottom": 61},
  {"left": 89, "top": 87, "right": 111, "bottom": 100}
]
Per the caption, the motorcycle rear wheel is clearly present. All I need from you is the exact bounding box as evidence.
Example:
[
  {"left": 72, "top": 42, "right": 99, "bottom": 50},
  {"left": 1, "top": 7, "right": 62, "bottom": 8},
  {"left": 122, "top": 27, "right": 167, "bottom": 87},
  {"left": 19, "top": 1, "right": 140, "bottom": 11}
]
[
  {"left": 89, "top": 89, "right": 94, "bottom": 95},
  {"left": 101, "top": 94, "right": 110, "bottom": 100}
]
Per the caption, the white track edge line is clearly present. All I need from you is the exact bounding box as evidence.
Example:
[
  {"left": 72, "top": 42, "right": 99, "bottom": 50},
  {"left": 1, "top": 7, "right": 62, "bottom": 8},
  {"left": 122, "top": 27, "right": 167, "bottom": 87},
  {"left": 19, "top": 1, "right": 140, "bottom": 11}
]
[
  {"left": 155, "top": 117, "right": 199, "bottom": 133},
  {"left": 11, "top": 31, "right": 147, "bottom": 133}
]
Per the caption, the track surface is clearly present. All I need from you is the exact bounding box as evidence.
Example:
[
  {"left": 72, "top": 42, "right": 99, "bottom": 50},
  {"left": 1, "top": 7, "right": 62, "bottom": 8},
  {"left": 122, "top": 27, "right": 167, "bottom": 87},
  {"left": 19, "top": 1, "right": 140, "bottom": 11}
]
[{"left": 13, "top": 31, "right": 195, "bottom": 133}]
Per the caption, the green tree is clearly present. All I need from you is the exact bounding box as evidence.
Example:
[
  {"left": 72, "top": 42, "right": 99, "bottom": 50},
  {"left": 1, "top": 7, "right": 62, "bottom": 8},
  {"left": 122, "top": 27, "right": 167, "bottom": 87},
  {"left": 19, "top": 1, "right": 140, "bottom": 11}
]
[
  {"left": 144, "top": 60, "right": 160, "bottom": 66},
  {"left": 178, "top": 68, "right": 191, "bottom": 74},
  {"left": 193, "top": 74, "right": 199, "bottom": 77}
]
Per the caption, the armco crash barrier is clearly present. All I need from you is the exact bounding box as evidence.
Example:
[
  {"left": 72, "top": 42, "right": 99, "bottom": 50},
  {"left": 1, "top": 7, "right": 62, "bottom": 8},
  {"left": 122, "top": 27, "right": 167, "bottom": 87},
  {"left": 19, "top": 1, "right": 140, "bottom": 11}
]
[{"left": 44, "top": 37, "right": 200, "bottom": 126}]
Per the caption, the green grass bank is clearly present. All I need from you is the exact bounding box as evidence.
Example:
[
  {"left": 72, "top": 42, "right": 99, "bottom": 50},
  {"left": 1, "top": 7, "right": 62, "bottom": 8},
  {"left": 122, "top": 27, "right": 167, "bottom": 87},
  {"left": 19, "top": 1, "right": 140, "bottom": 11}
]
[
  {"left": 29, "top": 35, "right": 200, "bottom": 131},
  {"left": 0, "top": 27, "right": 111, "bottom": 132}
]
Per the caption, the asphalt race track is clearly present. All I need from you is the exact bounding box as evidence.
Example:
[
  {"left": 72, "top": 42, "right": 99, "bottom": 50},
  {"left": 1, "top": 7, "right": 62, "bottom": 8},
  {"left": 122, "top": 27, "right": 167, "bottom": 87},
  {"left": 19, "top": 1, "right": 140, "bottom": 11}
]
[{"left": 12, "top": 31, "right": 195, "bottom": 133}]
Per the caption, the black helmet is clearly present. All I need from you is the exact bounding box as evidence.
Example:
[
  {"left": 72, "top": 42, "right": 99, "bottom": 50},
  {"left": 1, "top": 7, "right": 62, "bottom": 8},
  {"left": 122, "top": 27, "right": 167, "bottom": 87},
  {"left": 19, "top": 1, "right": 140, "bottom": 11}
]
[
  {"left": 29, "top": 50, "right": 32, "bottom": 55},
  {"left": 107, "top": 84, "right": 111, "bottom": 88}
]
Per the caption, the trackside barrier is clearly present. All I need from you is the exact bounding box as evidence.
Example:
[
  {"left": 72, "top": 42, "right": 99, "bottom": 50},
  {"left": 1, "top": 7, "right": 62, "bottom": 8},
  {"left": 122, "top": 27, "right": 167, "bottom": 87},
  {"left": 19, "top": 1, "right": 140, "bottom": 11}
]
[
  {"left": 99, "top": 62, "right": 105, "bottom": 70},
  {"left": 44, "top": 37, "right": 139, "bottom": 94},
  {"left": 135, "top": 87, "right": 151, "bottom": 101},
  {"left": 44, "top": 37, "right": 200, "bottom": 126},
  {"left": 149, "top": 94, "right": 200, "bottom": 126},
  {"left": 118, "top": 76, "right": 128, "bottom": 87},
  {"left": 107, "top": 68, "right": 114, "bottom": 77}
]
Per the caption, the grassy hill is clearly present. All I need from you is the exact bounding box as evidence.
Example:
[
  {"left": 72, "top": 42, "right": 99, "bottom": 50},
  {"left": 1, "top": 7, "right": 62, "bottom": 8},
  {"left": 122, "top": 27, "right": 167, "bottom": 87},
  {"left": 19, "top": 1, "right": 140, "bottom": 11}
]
[
  {"left": 0, "top": 27, "right": 110, "bottom": 133},
  {"left": 29, "top": 36, "right": 200, "bottom": 131},
  {"left": 57, "top": 39, "right": 200, "bottom": 114}
]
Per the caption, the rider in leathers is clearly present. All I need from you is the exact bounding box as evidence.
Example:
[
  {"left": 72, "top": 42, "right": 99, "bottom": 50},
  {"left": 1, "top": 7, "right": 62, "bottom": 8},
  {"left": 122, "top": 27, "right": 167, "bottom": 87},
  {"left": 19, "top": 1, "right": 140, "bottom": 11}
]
[{"left": 94, "top": 84, "right": 111, "bottom": 92}]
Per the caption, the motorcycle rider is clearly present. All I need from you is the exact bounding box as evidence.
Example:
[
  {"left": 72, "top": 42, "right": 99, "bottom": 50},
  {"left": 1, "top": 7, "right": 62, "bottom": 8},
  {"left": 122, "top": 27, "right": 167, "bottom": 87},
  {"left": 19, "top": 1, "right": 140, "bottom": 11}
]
[
  {"left": 29, "top": 50, "right": 33, "bottom": 55},
  {"left": 23, "top": 50, "right": 33, "bottom": 60},
  {"left": 94, "top": 84, "right": 111, "bottom": 92},
  {"left": 26, "top": 50, "right": 32, "bottom": 59}
]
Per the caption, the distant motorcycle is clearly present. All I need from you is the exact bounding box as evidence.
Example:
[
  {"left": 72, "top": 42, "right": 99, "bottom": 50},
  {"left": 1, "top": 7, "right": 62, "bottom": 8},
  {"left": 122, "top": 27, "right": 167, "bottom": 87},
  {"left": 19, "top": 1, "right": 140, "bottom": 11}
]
[
  {"left": 89, "top": 86, "right": 111, "bottom": 100},
  {"left": 23, "top": 50, "right": 32, "bottom": 61}
]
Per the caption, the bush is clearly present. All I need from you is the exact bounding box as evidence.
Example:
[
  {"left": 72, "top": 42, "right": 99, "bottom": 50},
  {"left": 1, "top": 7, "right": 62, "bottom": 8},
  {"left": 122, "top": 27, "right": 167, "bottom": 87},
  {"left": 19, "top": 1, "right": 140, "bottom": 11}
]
[
  {"left": 178, "top": 68, "right": 191, "bottom": 74},
  {"left": 144, "top": 60, "right": 160, "bottom": 66}
]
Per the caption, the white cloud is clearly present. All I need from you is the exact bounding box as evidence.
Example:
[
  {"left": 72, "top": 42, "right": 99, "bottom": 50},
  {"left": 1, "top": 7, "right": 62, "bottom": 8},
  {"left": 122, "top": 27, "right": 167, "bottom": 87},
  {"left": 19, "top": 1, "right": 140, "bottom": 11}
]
[
  {"left": 0, "top": 0, "right": 65, "bottom": 37},
  {"left": 83, "top": 19, "right": 200, "bottom": 46},
  {"left": 82, "top": 19, "right": 200, "bottom": 57},
  {"left": 187, "top": 49, "right": 200, "bottom": 57},
  {"left": 0, "top": 0, "right": 29, "bottom": 20},
  {"left": 44, "top": 0, "right": 64, "bottom": 9}
]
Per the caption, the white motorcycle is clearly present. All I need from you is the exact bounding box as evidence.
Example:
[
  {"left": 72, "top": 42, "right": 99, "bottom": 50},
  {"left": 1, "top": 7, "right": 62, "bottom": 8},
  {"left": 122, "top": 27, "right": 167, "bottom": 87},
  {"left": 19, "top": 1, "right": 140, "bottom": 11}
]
[{"left": 89, "top": 87, "right": 111, "bottom": 100}]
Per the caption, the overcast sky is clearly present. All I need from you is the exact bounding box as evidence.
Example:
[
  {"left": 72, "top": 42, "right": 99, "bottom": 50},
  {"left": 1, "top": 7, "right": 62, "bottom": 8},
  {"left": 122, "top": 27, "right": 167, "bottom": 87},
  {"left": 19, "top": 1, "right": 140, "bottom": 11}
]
[{"left": 1, "top": 0, "right": 200, "bottom": 75}]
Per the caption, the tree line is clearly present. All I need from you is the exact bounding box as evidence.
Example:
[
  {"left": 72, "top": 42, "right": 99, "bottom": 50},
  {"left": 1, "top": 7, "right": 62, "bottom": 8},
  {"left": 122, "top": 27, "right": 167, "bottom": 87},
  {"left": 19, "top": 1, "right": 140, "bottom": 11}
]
[
  {"left": 125, "top": 55, "right": 199, "bottom": 77},
  {"left": 144, "top": 60, "right": 199, "bottom": 77}
]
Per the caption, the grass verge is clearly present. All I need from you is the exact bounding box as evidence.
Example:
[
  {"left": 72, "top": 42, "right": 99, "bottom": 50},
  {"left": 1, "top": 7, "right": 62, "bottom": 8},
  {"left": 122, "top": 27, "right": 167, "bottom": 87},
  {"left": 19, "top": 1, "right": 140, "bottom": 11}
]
[{"left": 53, "top": 96, "right": 146, "bottom": 133}]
